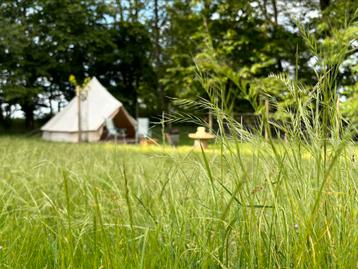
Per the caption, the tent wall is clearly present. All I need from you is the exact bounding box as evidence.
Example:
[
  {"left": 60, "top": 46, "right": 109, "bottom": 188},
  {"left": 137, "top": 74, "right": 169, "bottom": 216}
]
[{"left": 42, "top": 130, "right": 102, "bottom": 143}]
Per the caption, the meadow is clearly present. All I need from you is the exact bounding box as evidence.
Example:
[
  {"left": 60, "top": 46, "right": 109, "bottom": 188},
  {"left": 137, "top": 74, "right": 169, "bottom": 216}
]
[{"left": 0, "top": 136, "right": 356, "bottom": 268}]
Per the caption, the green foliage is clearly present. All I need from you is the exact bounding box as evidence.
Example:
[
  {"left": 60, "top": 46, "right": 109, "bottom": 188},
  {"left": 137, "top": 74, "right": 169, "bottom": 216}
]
[
  {"left": 0, "top": 0, "right": 357, "bottom": 129},
  {"left": 162, "top": 0, "right": 315, "bottom": 117},
  {"left": 0, "top": 0, "right": 156, "bottom": 126},
  {"left": 89, "top": 21, "right": 155, "bottom": 115}
]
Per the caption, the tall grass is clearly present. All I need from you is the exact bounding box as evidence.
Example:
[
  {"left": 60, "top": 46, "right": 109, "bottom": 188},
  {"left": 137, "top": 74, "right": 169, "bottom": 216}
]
[
  {"left": 0, "top": 20, "right": 357, "bottom": 269},
  {"left": 0, "top": 128, "right": 356, "bottom": 268}
]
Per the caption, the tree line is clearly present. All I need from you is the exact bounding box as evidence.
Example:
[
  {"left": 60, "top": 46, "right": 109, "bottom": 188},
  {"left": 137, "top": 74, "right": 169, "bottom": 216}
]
[{"left": 0, "top": 0, "right": 357, "bottom": 129}]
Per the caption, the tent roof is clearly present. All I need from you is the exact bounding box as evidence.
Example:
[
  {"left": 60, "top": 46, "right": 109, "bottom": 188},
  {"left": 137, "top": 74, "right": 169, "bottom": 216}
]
[{"left": 41, "top": 77, "right": 136, "bottom": 132}]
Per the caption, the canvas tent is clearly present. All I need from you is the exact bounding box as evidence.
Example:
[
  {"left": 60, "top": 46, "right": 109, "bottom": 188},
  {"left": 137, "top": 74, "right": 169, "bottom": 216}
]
[{"left": 41, "top": 77, "right": 136, "bottom": 142}]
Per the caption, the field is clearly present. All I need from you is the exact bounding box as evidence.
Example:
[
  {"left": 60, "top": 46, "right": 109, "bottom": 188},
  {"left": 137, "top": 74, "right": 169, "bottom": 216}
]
[{"left": 0, "top": 137, "right": 357, "bottom": 268}]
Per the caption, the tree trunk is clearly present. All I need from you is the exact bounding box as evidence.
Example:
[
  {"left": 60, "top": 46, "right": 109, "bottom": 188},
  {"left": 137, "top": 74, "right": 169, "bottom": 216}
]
[
  {"left": 154, "top": 0, "right": 165, "bottom": 112},
  {"left": 49, "top": 89, "right": 54, "bottom": 116},
  {"left": 129, "top": 0, "right": 139, "bottom": 22},
  {"left": 270, "top": 0, "right": 283, "bottom": 72},
  {"left": 320, "top": 0, "right": 330, "bottom": 11},
  {"left": 271, "top": 0, "right": 278, "bottom": 25},
  {"left": 23, "top": 104, "right": 35, "bottom": 129},
  {"left": 0, "top": 100, "right": 4, "bottom": 127},
  {"left": 134, "top": 0, "right": 139, "bottom": 20},
  {"left": 116, "top": 0, "right": 124, "bottom": 22},
  {"left": 134, "top": 77, "right": 139, "bottom": 118}
]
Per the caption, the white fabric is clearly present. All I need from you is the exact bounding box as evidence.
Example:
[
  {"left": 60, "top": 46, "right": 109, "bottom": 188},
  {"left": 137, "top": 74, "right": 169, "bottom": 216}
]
[
  {"left": 137, "top": 118, "right": 150, "bottom": 138},
  {"left": 41, "top": 77, "right": 136, "bottom": 142},
  {"left": 42, "top": 131, "right": 101, "bottom": 143}
]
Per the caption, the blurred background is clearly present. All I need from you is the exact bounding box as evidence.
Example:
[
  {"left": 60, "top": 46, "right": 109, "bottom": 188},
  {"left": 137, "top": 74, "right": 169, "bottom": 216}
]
[{"left": 0, "top": 0, "right": 357, "bottom": 143}]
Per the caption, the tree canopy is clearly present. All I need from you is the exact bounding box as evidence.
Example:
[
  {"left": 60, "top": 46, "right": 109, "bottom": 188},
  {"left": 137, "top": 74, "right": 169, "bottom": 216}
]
[{"left": 0, "top": 0, "right": 357, "bottom": 129}]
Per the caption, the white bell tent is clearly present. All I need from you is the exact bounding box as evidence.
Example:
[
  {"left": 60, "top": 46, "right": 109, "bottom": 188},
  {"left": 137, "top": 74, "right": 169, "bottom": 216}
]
[{"left": 41, "top": 77, "right": 136, "bottom": 142}]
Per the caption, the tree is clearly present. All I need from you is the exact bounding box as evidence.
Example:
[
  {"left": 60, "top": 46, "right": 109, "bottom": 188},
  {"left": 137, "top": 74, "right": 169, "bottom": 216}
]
[
  {"left": 162, "top": 1, "right": 312, "bottom": 113},
  {"left": 0, "top": 0, "right": 47, "bottom": 128},
  {"left": 89, "top": 21, "right": 155, "bottom": 116},
  {"left": 0, "top": 0, "right": 356, "bottom": 130},
  {"left": 0, "top": 0, "right": 156, "bottom": 127},
  {"left": 161, "top": 0, "right": 202, "bottom": 101}
]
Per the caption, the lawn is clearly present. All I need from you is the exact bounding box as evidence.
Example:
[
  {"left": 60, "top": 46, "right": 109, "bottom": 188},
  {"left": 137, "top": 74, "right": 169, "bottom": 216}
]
[{"left": 0, "top": 137, "right": 357, "bottom": 268}]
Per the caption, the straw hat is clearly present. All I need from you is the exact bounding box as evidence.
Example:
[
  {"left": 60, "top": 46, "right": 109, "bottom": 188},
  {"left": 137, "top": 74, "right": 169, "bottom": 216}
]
[{"left": 188, "top": 127, "right": 215, "bottom": 140}]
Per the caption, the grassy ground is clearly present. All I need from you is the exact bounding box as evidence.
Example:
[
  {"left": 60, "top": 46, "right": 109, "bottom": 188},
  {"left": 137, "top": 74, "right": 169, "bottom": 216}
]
[
  {"left": 149, "top": 124, "right": 198, "bottom": 146},
  {"left": 0, "top": 121, "right": 198, "bottom": 146},
  {"left": 0, "top": 137, "right": 357, "bottom": 268}
]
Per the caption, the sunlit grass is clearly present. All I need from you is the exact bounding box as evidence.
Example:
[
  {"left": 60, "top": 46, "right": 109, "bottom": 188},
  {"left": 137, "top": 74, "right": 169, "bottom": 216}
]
[{"left": 0, "top": 136, "right": 356, "bottom": 268}]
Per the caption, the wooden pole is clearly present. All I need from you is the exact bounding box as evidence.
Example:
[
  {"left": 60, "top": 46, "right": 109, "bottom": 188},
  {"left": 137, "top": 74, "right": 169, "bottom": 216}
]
[
  {"left": 208, "top": 110, "right": 213, "bottom": 131},
  {"left": 76, "top": 86, "right": 82, "bottom": 143},
  {"left": 168, "top": 104, "right": 172, "bottom": 130},
  {"left": 135, "top": 97, "right": 139, "bottom": 144}
]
